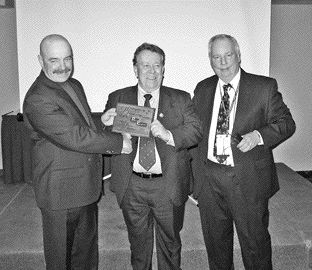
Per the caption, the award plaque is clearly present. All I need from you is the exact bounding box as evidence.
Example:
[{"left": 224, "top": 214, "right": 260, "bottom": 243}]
[{"left": 112, "top": 103, "right": 155, "bottom": 137}]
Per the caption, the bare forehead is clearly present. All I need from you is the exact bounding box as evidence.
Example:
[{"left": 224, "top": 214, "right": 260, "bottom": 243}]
[
  {"left": 211, "top": 38, "right": 235, "bottom": 53},
  {"left": 137, "top": 50, "right": 162, "bottom": 62},
  {"left": 41, "top": 37, "right": 72, "bottom": 57}
]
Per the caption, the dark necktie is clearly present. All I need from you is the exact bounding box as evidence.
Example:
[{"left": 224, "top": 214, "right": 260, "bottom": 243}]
[
  {"left": 139, "top": 94, "right": 156, "bottom": 171},
  {"left": 214, "top": 83, "right": 231, "bottom": 163}
]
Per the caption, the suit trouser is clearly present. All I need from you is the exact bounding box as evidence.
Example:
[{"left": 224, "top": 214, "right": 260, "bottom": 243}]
[
  {"left": 121, "top": 173, "right": 185, "bottom": 270},
  {"left": 40, "top": 202, "right": 98, "bottom": 270},
  {"left": 198, "top": 161, "right": 272, "bottom": 270}
]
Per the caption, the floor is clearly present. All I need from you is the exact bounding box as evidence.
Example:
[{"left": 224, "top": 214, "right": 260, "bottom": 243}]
[{"left": 0, "top": 163, "right": 312, "bottom": 269}]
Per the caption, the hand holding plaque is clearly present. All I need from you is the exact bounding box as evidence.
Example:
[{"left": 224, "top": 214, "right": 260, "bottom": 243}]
[
  {"left": 101, "top": 108, "right": 117, "bottom": 126},
  {"left": 112, "top": 103, "right": 155, "bottom": 137}
]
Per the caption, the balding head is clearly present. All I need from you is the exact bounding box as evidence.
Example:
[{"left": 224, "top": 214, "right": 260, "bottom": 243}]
[
  {"left": 38, "top": 34, "right": 73, "bottom": 83},
  {"left": 40, "top": 34, "right": 72, "bottom": 57}
]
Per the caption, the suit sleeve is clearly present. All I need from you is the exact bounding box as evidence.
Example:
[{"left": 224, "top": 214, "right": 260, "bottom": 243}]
[
  {"left": 104, "top": 91, "right": 117, "bottom": 111},
  {"left": 102, "top": 91, "right": 120, "bottom": 132},
  {"left": 170, "top": 93, "right": 203, "bottom": 151},
  {"left": 23, "top": 92, "right": 123, "bottom": 155},
  {"left": 257, "top": 79, "right": 296, "bottom": 148}
]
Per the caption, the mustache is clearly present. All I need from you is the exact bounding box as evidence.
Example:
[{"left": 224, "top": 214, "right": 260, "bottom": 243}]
[{"left": 53, "top": 68, "right": 71, "bottom": 74}]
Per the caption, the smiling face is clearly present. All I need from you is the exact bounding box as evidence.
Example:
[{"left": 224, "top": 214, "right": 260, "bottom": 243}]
[
  {"left": 38, "top": 36, "right": 73, "bottom": 83},
  {"left": 209, "top": 37, "right": 241, "bottom": 83},
  {"left": 133, "top": 50, "right": 164, "bottom": 93}
]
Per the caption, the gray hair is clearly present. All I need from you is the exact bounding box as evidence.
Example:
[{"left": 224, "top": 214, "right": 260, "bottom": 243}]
[{"left": 208, "top": 34, "right": 241, "bottom": 60}]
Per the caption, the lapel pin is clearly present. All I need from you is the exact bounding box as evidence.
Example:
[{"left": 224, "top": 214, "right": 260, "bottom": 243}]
[{"left": 159, "top": 113, "right": 164, "bottom": 118}]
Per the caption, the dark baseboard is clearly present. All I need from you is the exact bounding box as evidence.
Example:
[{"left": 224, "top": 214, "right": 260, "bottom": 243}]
[
  {"left": 0, "top": 169, "right": 3, "bottom": 183},
  {"left": 297, "top": 170, "right": 312, "bottom": 184},
  {"left": 272, "top": 0, "right": 312, "bottom": 5}
]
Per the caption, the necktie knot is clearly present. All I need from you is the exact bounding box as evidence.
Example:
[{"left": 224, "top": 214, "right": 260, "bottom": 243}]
[
  {"left": 144, "top": 94, "right": 152, "bottom": 100},
  {"left": 223, "top": 83, "right": 231, "bottom": 95},
  {"left": 144, "top": 94, "right": 152, "bottom": 107}
]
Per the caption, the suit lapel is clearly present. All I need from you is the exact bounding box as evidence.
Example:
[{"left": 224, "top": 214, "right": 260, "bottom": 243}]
[
  {"left": 40, "top": 72, "right": 74, "bottom": 108},
  {"left": 39, "top": 72, "right": 95, "bottom": 128},
  {"left": 203, "top": 78, "right": 217, "bottom": 133},
  {"left": 199, "top": 77, "right": 218, "bottom": 161},
  {"left": 232, "top": 69, "right": 252, "bottom": 134},
  {"left": 123, "top": 86, "right": 138, "bottom": 105},
  {"left": 158, "top": 86, "right": 171, "bottom": 121},
  {"left": 69, "top": 81, "right": 98, "bottom": 128},
  {"left": 126, "top": 86, "right": 139, "bottom": 160},
  {"left": 155, "top": 87, "right": 172, "bottom": 163}
]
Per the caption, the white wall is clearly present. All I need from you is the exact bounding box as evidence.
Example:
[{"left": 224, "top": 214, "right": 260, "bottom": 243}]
[
  {"left": 0, "top": 7, "right": 20, "bottom": 170},
  {"left": 1, "top": 1, "right": 308, "bottom": 172},
  {"left": 270, "top": 3, "right": 312, "bottom": 171},
  {"left": 16, "top": 0, "right": 271, "bottom": 112}
]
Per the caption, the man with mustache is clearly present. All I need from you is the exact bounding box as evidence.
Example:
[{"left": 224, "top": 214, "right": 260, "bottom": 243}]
[{"left": 23, "top": 34, "right": 132, "bottom": 270}]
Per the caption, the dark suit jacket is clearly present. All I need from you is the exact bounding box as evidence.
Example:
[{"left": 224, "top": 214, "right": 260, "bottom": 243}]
[
  {"left": 105, "top": 85, "right": 203, "bottom": 207},
  {"left": 191, "top": 69, "right": 296, "bottom": 201},
  {"left": 23, "top": 71, "right": 123, "bottom": 210}
]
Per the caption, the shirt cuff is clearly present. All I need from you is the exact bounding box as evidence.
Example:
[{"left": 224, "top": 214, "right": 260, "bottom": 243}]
[
  {"left": 255, "top": 130, "right": 264, "bottom": 145},
  {"left": 166, "top": 130, "right": 175, "bottom": 146}
]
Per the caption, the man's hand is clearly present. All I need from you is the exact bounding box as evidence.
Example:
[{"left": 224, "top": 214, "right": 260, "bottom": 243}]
[
  {"left": 237, "top": 130, "right": 260, "bottom": 152},
  {"left": 151, "top": 119, "right": 170, "bottom": 142},
  {"left": 101, "top": 108, "right": 117, "bottom": 126},
  {"left": 121, "top": 132, "right": 132, "bottom": 154}
]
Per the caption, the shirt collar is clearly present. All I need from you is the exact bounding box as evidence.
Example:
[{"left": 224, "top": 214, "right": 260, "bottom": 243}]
[
  {"left": 219, "top": 68, "right": 241, "bottom": 91},
  {"left": 137, "top": 85, "right": 160, "bottom": 98}
]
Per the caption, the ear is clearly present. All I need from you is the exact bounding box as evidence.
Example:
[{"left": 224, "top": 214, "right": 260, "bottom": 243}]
[
  {"left": 133, "top": 64, "right": 138, "bottom": 78},
  {"left": 237, "top": 52, "right": 241, "bottom": 64},
  {"left": 38, "top": 55, "right": 44, "bottom": 69}
]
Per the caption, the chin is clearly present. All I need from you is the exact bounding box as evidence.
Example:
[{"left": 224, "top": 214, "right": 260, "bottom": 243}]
[
  {"left": 55, "top": 74, "right": 71, "bottom": 83},
  {"left": 55, "top": 78, "right": 69, "bottom": 83},
  {"left": 219, "top": 71, "right": 233, "bottom": 80},
  {"left": 145, "top": 84, "right": 159, "bottom": 92}
]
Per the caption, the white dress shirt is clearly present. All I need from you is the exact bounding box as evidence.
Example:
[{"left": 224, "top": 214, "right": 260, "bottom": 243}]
[
  {"left": 133, "top": 86, "right": 174, "bottom": 174},
  {"left": 207, "top": 69, "right": 241, "bottom": 166}
]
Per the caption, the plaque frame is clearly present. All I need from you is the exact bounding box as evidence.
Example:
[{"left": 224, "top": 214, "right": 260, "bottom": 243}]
[{"left": 112, "top": 103, "right": 155, "bottom": 137}]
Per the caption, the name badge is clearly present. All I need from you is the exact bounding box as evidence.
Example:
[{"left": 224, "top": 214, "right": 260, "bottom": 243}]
[{"left": 216, "top": 134, "right": 231, "bottom": 155}]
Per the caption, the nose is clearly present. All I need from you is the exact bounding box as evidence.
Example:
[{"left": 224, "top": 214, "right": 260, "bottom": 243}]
[
  {"left": 220, "top": 56, "right": 227, "bottom": 65},
  {"left": 148, "top": 66, "right": 156, "bottom": 73},
  {"left": 60, "top": 60, "right": 66, "bottom": 70}
]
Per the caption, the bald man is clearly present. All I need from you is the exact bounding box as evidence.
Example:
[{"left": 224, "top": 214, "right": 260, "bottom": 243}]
[{"left": 23, "top": 34, "right": 132, "bottom": 270}]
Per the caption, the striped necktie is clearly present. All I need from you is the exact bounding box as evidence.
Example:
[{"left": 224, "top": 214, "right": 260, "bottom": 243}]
[{"left": 139, "top": 94, "right": 156, "bottom": 171}]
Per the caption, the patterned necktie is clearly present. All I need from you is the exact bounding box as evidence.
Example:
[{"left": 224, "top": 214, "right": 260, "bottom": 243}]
[
  {"left": 139, "top": 94, "right": 156, "bottom": 171},
  {"left": 214, "top": 83, "right": 231, "bottom": 163}
]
